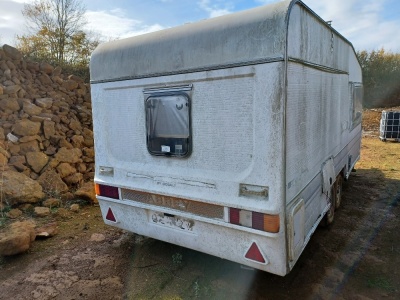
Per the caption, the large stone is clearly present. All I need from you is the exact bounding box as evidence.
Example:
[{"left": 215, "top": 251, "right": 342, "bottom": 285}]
[
  {"left": 0, "top": 128, "right": 4, "bottom": 140},
  {"left": 63, "top": 172, "right": 83, "bottom": 185},
  {"left": 35, "top": 97, "right": 53, "bottom": 109},
  {"left": 68, "top": 74, "right": 84, "bottom": 83},
  {"left": 2, "top": 44, "right": 22, "bottom": 60},
  {"left": 69, "top": 119, "right": 82, "bottom": 131},
  {"left": 54, "top": 147, "right": 82, "bottom": 163},
  {"left": 56, "top": 162, "right": 76, "bottom": 178},
  {"left": 38, "top": 74, "right": 53, "bottom": 85},
  {"left": 35, "top": 222, "right": 58, "bottom": 238},
  {"left": 12, "top": 119, "right": 41, "bottom": 136},
  {"left": 0, "top": 152, "right": 8, "bottom": 165},
  {"left": 38, "top": 169, "right": 69, "bottom": 194},
  {"left": 0, "top": 221, "right": 36, "bottom": 256},
  {"left": 52, "top": 66, "right": 62, "bottom": 76},
  {"left": 23, "top": 102, "right": 42, "bottom": 116},
  {"left": 6, "top": 208, "right": 23, "bottom": 219},
  {"left": 40, "top": 62, "right": 54, "bottom": 75},
  {"left": 43, "top": 120, "right": 56, "bottom": 139},
  {"left": 19, "top": 140, "right": 40, "bottom": 155},
  {"left": 0, "top": 85, "right": 3, "bottom": 95},
  {"left": 26, "top": 151, "right": 49, "bottom": 173},
  {"left": 75, "top": 181, "right": 97, "bottom": 203},
  {"left": 0, "top": 98, "right": 20, "bottom": 112},
  {"left": 71, "top": 135, "right": 84, "bottom": 148},
  {"left": 3, "top": 85, "right": 21, "bottom": 95},
  {"left": 19, "top": 135, "right": 41, "bottom": 143},
  {"left": 62, "top": 80, "right": 78, "bottom": 90},
  {"left": 42, "top": 198, "right": 61, "bottom": 208},
  {"left": 0, "top": 170, "right": 44, "bottom": 205},
  {"left": 34, "top": 206, "right": 50, "bottom": 217}
]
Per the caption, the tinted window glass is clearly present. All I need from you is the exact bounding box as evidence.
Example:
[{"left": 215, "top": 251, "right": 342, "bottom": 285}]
[{"left": 146, "top": 94, "right": 191, "bottom": 157}]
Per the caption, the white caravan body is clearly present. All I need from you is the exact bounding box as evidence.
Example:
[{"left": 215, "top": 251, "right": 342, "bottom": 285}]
[{"left": 90, "top": 0, "right": 362, "bottom": 276}]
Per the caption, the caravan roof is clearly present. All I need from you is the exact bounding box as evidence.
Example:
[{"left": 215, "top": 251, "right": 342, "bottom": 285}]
[{"left": 90, "top": 0, "right": 354, "bottom": 83}]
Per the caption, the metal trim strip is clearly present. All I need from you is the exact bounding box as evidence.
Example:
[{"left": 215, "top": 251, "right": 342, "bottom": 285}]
[{"left": 90, "top": 56, "right": 284, "bottom": 84}]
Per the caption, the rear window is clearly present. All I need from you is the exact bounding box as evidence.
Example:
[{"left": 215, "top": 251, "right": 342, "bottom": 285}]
[{"left": 145, "top": 93, "right": 191, "bottom": 157}]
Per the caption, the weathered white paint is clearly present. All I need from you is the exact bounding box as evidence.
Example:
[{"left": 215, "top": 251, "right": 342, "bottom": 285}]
[{"left": 90, "top": 0, "right": 362, "bottom": 276}]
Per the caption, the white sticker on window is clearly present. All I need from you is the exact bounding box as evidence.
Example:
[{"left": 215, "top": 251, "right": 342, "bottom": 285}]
[
  {"left": 175, "top": 145, "right": 182, "bottom": 150},
  {"left": 161, "top": 145, "right": 170, "bottom": 152}
]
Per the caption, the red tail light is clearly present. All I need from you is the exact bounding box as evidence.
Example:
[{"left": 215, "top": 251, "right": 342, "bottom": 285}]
[
  {"left": 95, "top": 184, "right": 119, "bottom": 199},
  {"left": 229, "top": 208, "right": 240, "bottom": 225},
  {"left": 229, "top": 208, "right": 280, "bottom": 233}
]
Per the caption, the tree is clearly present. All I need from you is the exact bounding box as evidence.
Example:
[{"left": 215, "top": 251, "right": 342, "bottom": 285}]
[
  {"left": 357, "top": 49, "right": 400, "bottom": 108},
  {"left": 16, "top": 0, "right": 99, "bottom": 81}
]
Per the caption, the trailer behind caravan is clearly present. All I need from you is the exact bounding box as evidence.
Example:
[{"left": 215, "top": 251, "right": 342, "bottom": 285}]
[{"left": 90, "top": 0, "right": 362, "bottom": 276}]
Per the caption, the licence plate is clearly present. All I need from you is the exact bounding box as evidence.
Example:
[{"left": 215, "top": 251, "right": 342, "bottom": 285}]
[{"left": 150, "top": 211, "right": 194, "bottom": 232}]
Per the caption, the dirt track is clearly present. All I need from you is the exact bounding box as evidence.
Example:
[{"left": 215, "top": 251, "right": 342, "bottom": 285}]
[{"left": 0, "top": 109, "right": 399, "bottom": 299}]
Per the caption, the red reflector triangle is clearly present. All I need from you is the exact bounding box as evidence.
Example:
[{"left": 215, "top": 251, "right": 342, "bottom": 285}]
[
  {"left": 245, "top": 242, "right": 265, "bottom": 264},
  {"left": 106, "top": 207, "right": 117, "bottom": 222}
]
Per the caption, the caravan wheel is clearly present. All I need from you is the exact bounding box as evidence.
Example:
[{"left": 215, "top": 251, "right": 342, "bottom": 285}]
[
  {"left": 321, "top": 186, "right": 335, "bottom": 227},
  {"left": 334, "top": 175, "right": 343, "bottom": 209}
]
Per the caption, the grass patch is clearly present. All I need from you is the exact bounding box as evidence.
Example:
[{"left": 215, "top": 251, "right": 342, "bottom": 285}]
[{"left": 367, "top": 276, "right": 395, "bottom": 291}]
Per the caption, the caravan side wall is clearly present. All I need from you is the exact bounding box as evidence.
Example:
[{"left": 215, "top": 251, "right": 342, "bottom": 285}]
[{"left": 285, "top": 3, "right": 362, "bottom": 265}]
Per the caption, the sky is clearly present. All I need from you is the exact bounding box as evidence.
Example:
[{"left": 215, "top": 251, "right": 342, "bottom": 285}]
[{"left": 0, "top": 0, "right": 399, "bottom": 52}]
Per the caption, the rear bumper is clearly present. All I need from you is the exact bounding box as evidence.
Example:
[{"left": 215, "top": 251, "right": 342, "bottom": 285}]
[{"left": 98, "top": 197, "right": 288, "bottom": 276}]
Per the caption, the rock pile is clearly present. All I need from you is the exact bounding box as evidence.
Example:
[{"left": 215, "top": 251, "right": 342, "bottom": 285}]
[{"left": 0, "top": 44, "right": 94, "bottom": 205}]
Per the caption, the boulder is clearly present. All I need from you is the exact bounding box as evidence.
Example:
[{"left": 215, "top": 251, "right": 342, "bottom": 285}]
[
  {"left": 40, "top": 62, "right": 54, "bottom": 75},
  {"left": 37, "top": 169, "right": 69, "bottom": 193},
  {"left": 56, "top": 162, "right": 76, "bottom": 178},
  {"left": 12, "top": 119, "right": 41, "bottom": 136},
  {"left": 19, "top": 140, "right": 40, "bottom": 155},
  {"left": 34, "top": 206, "right": 50, "bottom": 217},
  {"left": 2, "top": 44, "right": 22, "bottom": 60},
  {"left": 6, "top": 208, "right": 23, "bottom": 219},
  {"left": 35, "top": 97, "right": 53, "bottom": 109},
  {"left": 26, "top": 151, "right": 49, "bottom": 173},
  {"left": 43, "top": 120, "right": 56, "bottom": 139},
  {"left": 35, "top": 222, "right": 58, "bottom": 238},
  {"left": 0, "top": 152, "right": 8, "bottom": 165},
  {"left": 62, "top": 80, "right": 78, "bottom": 90},
  {"left": 3, "top": 85, "right": 21, "bottom": 95},
  {"left": 75, "top": 181, "right": 97, "bottom": 203},
  {"left": 54, "top": 147, "right": 82, "bottom": 163},
  {"left": 0, "top": 128, "right": 4, "bottom": 140},
  {"left": 0, "top": 98, "right": 20, "bottom": 112},
  {"left": 63, "top": 172, "right": 83, "bottom": 185},
  {"left": 23, "top": 102, "right": 42, "bottom": 116},
  {"left": 70, "top": 203, "right": 79, "bottom": 212},
  {"left": 38, "top": 74, "right": 53, "bottom": 85},
  {"left": 0, "top": 220, "right": 36, "bottom": 256},
  {"left": 19, "top": 135, "right": 41, "bottom": 143},
  {"left": 42, "top": 198, "right": 61, "bottom": 208},
  {"left": 0, "top": 170, "right": 44, "bottom": 205}
]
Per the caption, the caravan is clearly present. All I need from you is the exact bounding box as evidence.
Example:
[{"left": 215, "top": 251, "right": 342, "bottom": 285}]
[{"left": 90, "top": 0, "right": 362, "bottom": 276}]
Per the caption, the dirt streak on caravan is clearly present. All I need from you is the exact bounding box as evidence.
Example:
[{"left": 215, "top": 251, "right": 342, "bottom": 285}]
[{"left": 90, "top": 0, "right": 362, "bottom": 276}]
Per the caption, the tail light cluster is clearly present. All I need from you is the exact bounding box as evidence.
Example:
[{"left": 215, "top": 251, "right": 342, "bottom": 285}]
[
  {"left": 229, "top": 208, "right": 280, "bottom": 233},
  {"left": 95, "top": 184, "right": 119, "bottom": 199}
]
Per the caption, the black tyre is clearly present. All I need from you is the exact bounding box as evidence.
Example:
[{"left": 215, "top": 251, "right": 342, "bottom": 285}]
[
  {"left": 321, "top": 185, "right": 335, "bottom": 227},
  {"left": 334, "top": 174, "right": 343, "bottom": 210}
]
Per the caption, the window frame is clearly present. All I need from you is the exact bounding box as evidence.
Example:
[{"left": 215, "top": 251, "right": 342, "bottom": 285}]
[
  {"left": 144, "top": 91, "right": 192, "bottom": 158},
  {"left": 350, "top": 82, "right": 363, "bottom": 130}
]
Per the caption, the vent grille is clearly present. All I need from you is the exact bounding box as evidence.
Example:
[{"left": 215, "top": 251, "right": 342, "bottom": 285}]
[{"left": 121, "top": 189, "right": 224, "bottom": 220}]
